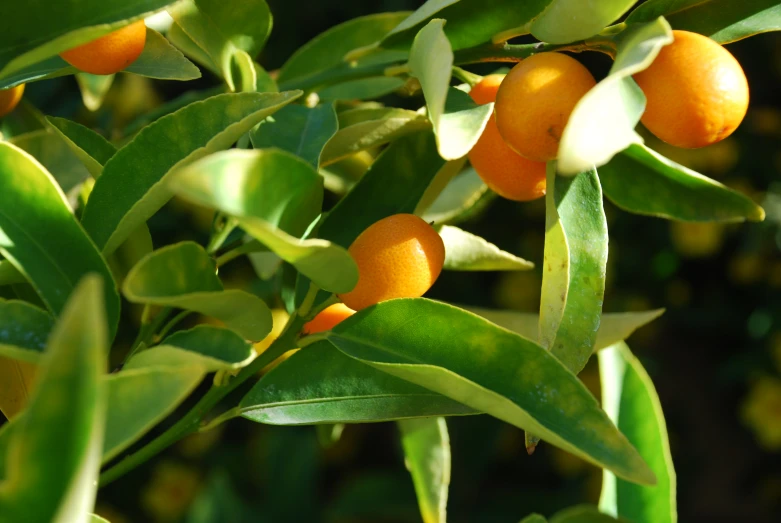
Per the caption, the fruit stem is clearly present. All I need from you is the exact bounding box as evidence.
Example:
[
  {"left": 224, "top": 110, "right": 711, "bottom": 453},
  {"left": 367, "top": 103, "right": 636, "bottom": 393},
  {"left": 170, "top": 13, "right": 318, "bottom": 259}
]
[
  {"left": 452, "top": 36, "right": 617, "bottom": 65},
  {"left": 451, "top": 66, "right": 482, "bottom": 87}
]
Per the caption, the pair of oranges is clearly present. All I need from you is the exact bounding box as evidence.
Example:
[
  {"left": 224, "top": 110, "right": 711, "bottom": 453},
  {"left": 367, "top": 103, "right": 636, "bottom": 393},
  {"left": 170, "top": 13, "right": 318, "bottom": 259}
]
[
  {"left": 468, "top": 29, "right": 750, "bottom": 202},
  {"left": 0, "top": 20, "right": 146, "bottom": 117}
]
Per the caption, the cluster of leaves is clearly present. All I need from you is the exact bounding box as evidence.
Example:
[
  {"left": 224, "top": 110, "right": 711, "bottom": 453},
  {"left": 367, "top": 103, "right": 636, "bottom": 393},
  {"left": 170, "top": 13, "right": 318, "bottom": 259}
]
[{"left": 0, "top": 0, "right": 777, "bottom": 522}]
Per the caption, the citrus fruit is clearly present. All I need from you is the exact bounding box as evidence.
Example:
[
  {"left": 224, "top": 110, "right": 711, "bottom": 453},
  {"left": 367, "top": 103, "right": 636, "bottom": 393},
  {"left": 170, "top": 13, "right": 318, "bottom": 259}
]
[
  {"left": 0, "top": 84, "right": 25, "bottom": 118},
  {"left": 303, "top": 303, "right": 356, "bottom": 334},
  {"left": 633, "top": 30, "right": 749, "bottom": 149},
  {"left": 338, "top": 214, "right": 445, "bottom": 311},
  {"left": 468, "top": 74, "right": 546, "bottom": 201},
  {"left": 60, "top": 20, "right": 147, "bottom": 75},
  {"left": 495, "top": 52, "right": 596, "bottom": 162}
]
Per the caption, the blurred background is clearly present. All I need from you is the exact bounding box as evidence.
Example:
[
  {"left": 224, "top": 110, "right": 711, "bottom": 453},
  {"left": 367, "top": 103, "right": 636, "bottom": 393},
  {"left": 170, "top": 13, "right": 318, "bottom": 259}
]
[{"left": 4, "top": 1, "right": 781, "bottom": 522}]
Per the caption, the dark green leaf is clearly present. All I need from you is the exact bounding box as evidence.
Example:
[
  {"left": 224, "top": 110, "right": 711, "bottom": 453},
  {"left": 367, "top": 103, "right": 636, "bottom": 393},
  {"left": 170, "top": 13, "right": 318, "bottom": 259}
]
[
  {"left": 327, "top": 299, "right": 655, "bottom": 484},
  {"left": 599, "top": 343, "right": 676, "bottom": 523},
  {"left": 81, "top": 91, "right": 302, "bottom": 255},
  {"left": 166, "top": 21, "right": 220, "bottom": 75},
  {"left": 531, "top": 0, "right": 637, "bottom": 44},
  {"left": 439, "top": 225, "right": 533, "bottom": 271},
  {"left": 123, "top": 28, "right": 201, "bottom": 80},
  {"left": 317, "top": 77, "right": 405, "bottom": 102},
  {"left": 121, "top": 86, "right": 226, "bottom": 136},
  {"left": 520, "top": 515, "right": 548, "bottom": 523},
  {"left": 46, "top": 116, "right": 117, "bottom": 178},
  {"left": 0, "top": 142, "right": 120, "bottom": 340},
  {"left": 0, "top": 300, "right": 54, "bottom": 362},
  {"left": 7, "top": 130, "right": 91, "bottom": 192},
  {"left": 599, "top": 143, "right": 765, "bottom": 222},
  {"left": 550, "top": 505, "right": 621, "bottom": 523},
  {"left": 398, "top": 417, "right": 450, "bottom": 523}
]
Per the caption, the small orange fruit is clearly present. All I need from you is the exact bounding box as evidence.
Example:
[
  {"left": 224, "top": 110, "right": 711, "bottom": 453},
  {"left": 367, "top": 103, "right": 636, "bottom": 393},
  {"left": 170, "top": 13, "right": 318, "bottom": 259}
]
[
  {"left": 468, "top": 74, "right": 546, "bottom": 201},
  {"left": 633, "top": 30, "right": 749, "bottom": 149},
  {"left": 303, "top": 303, "right": 356, "bottom": 334},
  {"left": 60, "top": 20, "right": 146, "bottom": 75},
  {"left": 495, "top": 52, "right": 596, "bottom": 162},
  {"left": 0, "top": 84, "right": 24, "bottom": 118},
  {"left": 338, "top": 214, "right": 445, "bottom": 311}
]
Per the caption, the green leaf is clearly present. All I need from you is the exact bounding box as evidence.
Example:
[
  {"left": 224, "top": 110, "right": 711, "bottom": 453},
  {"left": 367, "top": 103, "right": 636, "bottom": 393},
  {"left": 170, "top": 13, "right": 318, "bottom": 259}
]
[
  {"left": 90, "top": 515, "right": 110, "bottom": 522},
  {"left": 398, "top": 417, "right": 450, "bottom": 523},
  {"left": 320, "top": 107, "right": 430, "bottom": 167},
  {"left": 7, "top": 130, "right": 91, "bottom": 192},
  {"left": 520, "top": 515, "right": 548, "bottom": 523},
  {"left": 250, "top": 104, "right": 338, "bottom": 168},
  {"left": 0, "top": 142, "right": 120, "bottom": 341},
  {"left": 558, "top": 19, "right": 673, "bottom": 175},
  {"left": 382, "top": 0, "right": 552, "bottom": 51},
  {"left": 464, "top": 307, "right": 664, "bottom": 352},
  {"left": 625, "top": 0, "right": 781, "bottom": 43},
  {"left": 168, "top": 0, "right": 272, "bottom": 89},
  {"left": 531, "top": 0, "right": 637, "bottom": 44},
  {"left": 81, "top": 91, "right": 301, "bottom": 255},
  {"left": 317, "top": 77, "right": 406, "bottom": 102},
  {"left": 121, "top": 86, "right": 226, "bottom": 137},
  {"left": 75, "top": 73, "right": 114, "bottom": 112},
  {"left": 0, "top": 1, "right": 173, "bottom": 81},
  {"left": 421, "top": 167, "right": 493, "bottom": 225},
  {"left": 550, "top": 505, "right": 621, "bottom": 523},
  {"left": 123, "top": 28, "right": 201, "bottom": 80},
  {"left": 599, "top": 343, "right": 677, "bottom": 523},
  {"left": 0, "top": 300, "right": 54, "bottom": 362},
  {"left": 166, "top": 21, "right": 220, "bottom": 75},
  {"left": 0, "top": 261, "right": 26, "bottom": 286},
  {"left": 46, "top": 116, "right": 117, "bottom": 178},
  {"left": 0, "top": 275, "right": 107, "bottom": 523},
  {"left": 601, "top": 144, "right": 765, "bottom": 222},
  {"left": 327, "top": 298, "right": 655, "bottom": 485},
  {"left": 539, "top": 166, "right": 608, "bottom": 375},
  {"left": 169, "top": 149, "right": 358, "bottom": 293},
  {"left": 241, "top": 341, "right": 475, "bottom": 424},
  {"left": 408, "top": 21, "right": 492, "bottom": 160},
  {"left": 439, "top": 225, "right": 533, "bottom": 271},
  {"left": 126, "top": 325, "right": 253, "bottom": 370},
  {"left": 278, "top": 12, "right": 411, "bottom": 85}
]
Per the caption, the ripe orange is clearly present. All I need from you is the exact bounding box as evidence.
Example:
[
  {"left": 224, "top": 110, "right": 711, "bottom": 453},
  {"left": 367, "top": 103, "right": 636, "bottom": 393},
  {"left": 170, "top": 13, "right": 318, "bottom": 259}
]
[
  {"left": 303, "top": 303, "right": 356, "bottom": 334},
  {"left": 468, "top": 74, "right": 546, "bottom": 201},
  {"left": 495, "top": 52, "right": 596, "bottom": 162},
  {"left": 633, "top": 30, "right": 749, "bottom": 149},
  {"left": 60, "top": 20, "right": 146, "bottom": 75},
  {"left": 338, "top": 214, "right": 445, "bottom": 311},
  {"left": 0, "top": 84, "right": 24, "bottom": 118}
]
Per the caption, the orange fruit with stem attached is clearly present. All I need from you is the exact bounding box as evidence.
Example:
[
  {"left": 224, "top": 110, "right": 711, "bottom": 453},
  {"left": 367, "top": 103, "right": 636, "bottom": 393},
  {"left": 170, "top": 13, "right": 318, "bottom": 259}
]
[
  {"left": 633, "top": 30, "right": 749, "bottom": 149},
  {"left": 468, "top": 74, "right": 546, "bottom": 201},
  {"left": 495, "top": 52, "right": 596, "bottom": 162},
  {"left": 303, "top": 303, "right": 356, "bottom": 334},
  {"left": 60, "top": 20, "right": 146, "bottom": 75},
  {"left": 337, "top": 214, "right": 445, "bottom": 311},
  {"left": 0, "top": 84, "right": 24, "bottom": 118}
]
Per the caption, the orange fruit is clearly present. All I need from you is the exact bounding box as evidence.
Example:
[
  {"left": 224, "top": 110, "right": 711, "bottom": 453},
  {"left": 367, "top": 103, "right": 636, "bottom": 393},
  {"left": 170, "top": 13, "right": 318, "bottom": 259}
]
[
  {"left": 468, "top": 74, "right": 546, "bottom": 201},
  {"left": 495, "top": 52, "right": 596, "bottom": 162},
  {"left": 60, "top": 20, "right": 146, "bottom": 75},
  {"left": 0, "top": 84, "right": 24, "bottom": 118},
  {"left": 303, "top": 303, "right": 356, "bottom": 334},
  {"left": 338, "top": 214, "right": 445, "bottom": 311},
  {"left": 633, "top": 30, "right": 749, "bottom": 149}
]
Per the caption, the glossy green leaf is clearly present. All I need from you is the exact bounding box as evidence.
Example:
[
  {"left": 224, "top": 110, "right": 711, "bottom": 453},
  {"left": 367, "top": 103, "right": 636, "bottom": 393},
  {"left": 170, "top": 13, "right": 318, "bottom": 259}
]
[
  {"left": 0, "top": 275, "right": 107, "bottom": 523},
  {"left": 408, "top": 21, "right": 492, "bottom": 160},
  {"left": 599, "top": 343, "right": 677, "bottom": 523},
  {"left": 278, "top": 12, "right": 411, "bottom": 84},
  {"left": 75, "top": 73, "right": 114, "bottom": 112},
  {"left": 398, "top": 417, "right": 450, "bottom": 523},
  {"left": 81, "top": 91, "right": 301, "bottom": 255},
  {"left": 382, "top": 0, "right": 552, "bottom": 51},
  {"left": 539, "top": 166, "right": 608, "bottom": 376},
  {"left": 421, "top": 167, "right": 493, "bottom": 225},
  {"left": 0, "top": 1, "right": 173, "bottom": 81},
  {"left": 320, "top": 108, "right": 430, "bottom": 167},
  {"left": 231, "top": 50, "right": 258, "bottom": 93},
  {"left": 169, "top": 149, "right": 358, "bottom": 293},
  {"left": 601, "top": 144, "right": 764, "bottom": 222},
  {"left": 626, "top": 0, "right": 781, "bottom": 43},
  {"left": 121, "top": 86, "right": 226, "bottom": 137},
  {"left": 46, "top": 116, "right": 117, "bottom": 178},
  {"left": 240, "top": 341, "right": 476, "bottom": 424},
  {"left": 414, "top": 157, "right": 468, "bottom": 218},
  {"left": 439, "top": 225, "right": 533, "bottom": 271},
  {"left": 0, "top": 262, "right": 26, "bottom": 286},
  {"left": 166, "top": 21, "right": 220, "bottom": 75},
  {"left": 0, "top": 142, "right": 120, "bottom": 340},
  {"left": 317, "top": 77, "right": 406, "bottom": 102},
  {"left": 168, "top": 0, "right": 272, "bottom": 89},
  {"left": 464, "top": 307, "right": 664, "bottom": 352},
  {"left": 558, "top": 19, "right": 673, "bottom": 175},
  {"left": 250, "top": 104, "right": 338, "bottom": 168},
  {"left": 531, "top": 0, "right": 637, "bottom": 44},
  {"left": 123, "top": 241, "right": 272, "bottom": 340},
  {"left": 123, "top": 28, "right": 201, "bottom": 80},
  {"left": 7, "top": 130, "right": 91, "bottom": 192},
  {"left": 0, "top": 300, "right": 53, "bottom": 362},
  {"left": 327, "top": 298, "right": 655, "bottom": 485},
  {"left": 550, "top": 505, "right": 621, "bottom": 523}
]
